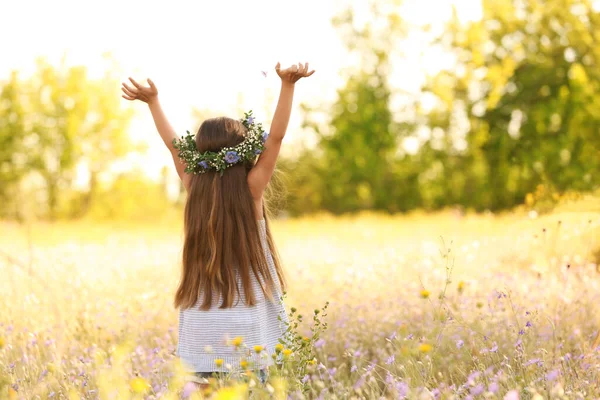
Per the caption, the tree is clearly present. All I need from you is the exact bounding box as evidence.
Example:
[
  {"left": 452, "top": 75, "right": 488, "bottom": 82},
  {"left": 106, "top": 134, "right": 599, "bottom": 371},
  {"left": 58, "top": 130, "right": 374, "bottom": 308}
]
[
  {"left": 0, "top": 58, "right": 134, "bottom": 219},
  {"left": 424, "top": 0, "right": 600, "bottom": 210}
]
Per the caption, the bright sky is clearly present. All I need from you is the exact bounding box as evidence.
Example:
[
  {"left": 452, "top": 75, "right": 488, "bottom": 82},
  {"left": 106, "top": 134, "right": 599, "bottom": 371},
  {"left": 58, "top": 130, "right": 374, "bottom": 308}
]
[{"left": 1, "top": 0, "right": 481, "bottom": 183}]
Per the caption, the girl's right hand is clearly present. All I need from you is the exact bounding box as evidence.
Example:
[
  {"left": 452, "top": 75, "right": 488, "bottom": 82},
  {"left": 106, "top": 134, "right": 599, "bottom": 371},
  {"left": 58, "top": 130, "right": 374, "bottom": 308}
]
[
  {"left": 275, "top": 62, "right": 315, "bottom": 84},
  {"left": 121, "top": 77, "right": 158, "bottom": 104}
]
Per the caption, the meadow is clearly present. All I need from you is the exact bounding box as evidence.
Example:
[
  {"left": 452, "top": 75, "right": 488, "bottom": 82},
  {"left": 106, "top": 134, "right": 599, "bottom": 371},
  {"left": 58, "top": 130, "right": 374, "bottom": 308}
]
[{"left": 2, "top": 207, "right": 600, "bottom": 399}]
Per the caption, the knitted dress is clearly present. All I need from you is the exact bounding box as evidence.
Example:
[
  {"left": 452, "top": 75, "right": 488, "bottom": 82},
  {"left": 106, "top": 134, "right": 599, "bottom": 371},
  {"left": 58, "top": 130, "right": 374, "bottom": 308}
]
[{"left": 176, "top": 219, "right": 288, "bottom": 372}]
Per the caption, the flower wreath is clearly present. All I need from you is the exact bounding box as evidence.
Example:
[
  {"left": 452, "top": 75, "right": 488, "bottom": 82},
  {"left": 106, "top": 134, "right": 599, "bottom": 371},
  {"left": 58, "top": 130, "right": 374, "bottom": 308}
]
[{"left": 172, "top": 111, "right": 268, "bottom": 175}]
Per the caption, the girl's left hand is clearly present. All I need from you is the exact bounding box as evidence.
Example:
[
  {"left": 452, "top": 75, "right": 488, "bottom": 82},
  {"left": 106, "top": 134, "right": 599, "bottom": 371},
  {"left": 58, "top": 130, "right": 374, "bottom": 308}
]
[
  {"left": 275, "top": 62, "right": 315, "bottom": 84},
  {"left": 121, "top": 78, "right": 158, "bottom": 104}
]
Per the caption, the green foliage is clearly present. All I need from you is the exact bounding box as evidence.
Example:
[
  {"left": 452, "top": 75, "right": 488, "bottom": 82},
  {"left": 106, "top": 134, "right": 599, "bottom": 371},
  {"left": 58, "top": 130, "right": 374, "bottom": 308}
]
[
  {"left": 285, "top": 0, "right": 600, "bottom": 215},
  {"left": 0, "top": 58, "right": 134, "bottom": 220}
]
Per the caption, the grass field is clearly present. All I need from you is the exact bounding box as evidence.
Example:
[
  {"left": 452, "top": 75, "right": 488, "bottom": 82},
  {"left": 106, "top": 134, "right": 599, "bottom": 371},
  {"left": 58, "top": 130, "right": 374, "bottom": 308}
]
[{"left": 2, "top": 209, "right": 600, "bottom": 399}]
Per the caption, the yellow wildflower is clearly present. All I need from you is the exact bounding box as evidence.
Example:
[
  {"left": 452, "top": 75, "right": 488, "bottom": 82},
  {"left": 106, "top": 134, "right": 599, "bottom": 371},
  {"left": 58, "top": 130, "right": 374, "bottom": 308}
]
[
  {"left": 254, "top": 345, "right": 264, "bottom": 354},
  {"left": 8, "top": 388, "right": 17, "bottom": 400},
  {"left": 418, "top": 343, "right": 433, "bottom": 353},
  {"left": 308, "top": 358, "right": 317, "bottom": 365},
  {"left": 232, "top": 337, "right": 243, "bottom": 347},
  {"left": 0, "top": 336, "right": 5, "bottom": 349},
  {"left": 282, "top": 348, "right": 292, "bottom": 357},
  {"left": 47, "top": 362, "right": 56, "bottom": 373},
  {"left": 275, "top": 343, "right": 284, "bottom": 353},
  {"left": 303, "top": 336, "right": 310, "bottom": 342},
  {"left": 420, "top": 289, "right": 430, "bottom": 299},
  {"left": 457, "top": 281, "right": 465, "bottom": 293},
  {"left": 240, "top": 359, "right": 248, "bottom": 369},
  {"left": 215, "top": 358, "right": 224, "bottom": 367},
  {"left": 129, "top": 377, "right": 150, "bottom": 394}
]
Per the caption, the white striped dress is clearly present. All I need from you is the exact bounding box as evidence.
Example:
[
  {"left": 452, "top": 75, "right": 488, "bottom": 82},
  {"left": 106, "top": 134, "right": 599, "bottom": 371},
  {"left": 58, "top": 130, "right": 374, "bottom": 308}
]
[{"left": 176, "top": 219, "right": 288, "bottom": 372}]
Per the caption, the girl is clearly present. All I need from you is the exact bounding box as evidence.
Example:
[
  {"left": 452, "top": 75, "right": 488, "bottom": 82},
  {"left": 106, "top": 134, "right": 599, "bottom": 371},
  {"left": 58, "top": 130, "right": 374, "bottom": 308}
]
[{"left": 121, "top": 62, "right": 315, "bottom": 391}]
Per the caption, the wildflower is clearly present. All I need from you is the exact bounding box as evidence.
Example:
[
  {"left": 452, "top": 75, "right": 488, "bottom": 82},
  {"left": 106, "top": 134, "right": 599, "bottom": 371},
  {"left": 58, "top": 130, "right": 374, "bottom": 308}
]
[
  {"left": 456, "top": 339, "right": 464, "bottom": 349},
  {"left": 246, "top": 117, "right": 255, "bottom": 125},
  {"left": 526, "top": 321, "right": 532, "bottom": 328},
  {"left": 470, "top": 384, "right": 485, "bottom": 396},
  {"left": 198, "top": 160, "right": 209, "bottom": 169},
  {"left": 282, "top": 348, "right": 292, "bottom": 357},
  {"left": 518, "top": 329, "right": 525, "bottom": 335},
  {"left": 418, "top": 343, "right": 433, "bottom": 353},
  {"left": 8, "top": 388, "right": 17, "bottom": 400},
  {"left": 488, "top": 381, "right": 499, "bottom": 393},
  {"left": 308, "top": 358, "right": 316, "bottom": 365},
  {"left": 458, "top": 281, "right": 465, "bottom": 293},
  {"left": 504, "top": 390, "right": 519, "bottom": 400},
  {"left": 253, "top": 345, "right": 264, "bottom": 354},
  {"left": 225, "top": 151, "right": 240, "bottom": 164},
  {"left": 302, "top": 336, "right": 310, "bottom": 342},
  {"left": 129, "top": 377, "right": 150, "bottom": 394},
  {"left": 546, "top": 369, "right": 560, "bottom": 381},
  {"left": 254, "top": 148, "right": 262, "bottom": 155},
  {"left": 240, "top": 359, "right": 248, "bottom": 369},
  {"left": 0, "top": 336, "right": 5, "bottom": 349},
  {"left": 490, "top": 343, "right": 498, "bottom": 352},
  {"left": 232, "top": 337, "right": 243, "bottom": 348},
  {"left": 262, "top": 132, "right": 269, "bottom": 143},
  {"left": 385, "top": 354, "right": 395, "bottom": 365},
  {"left": 420, "top": 289, "right": 430, "bottom": 299},
  {"left": 47, "top": 362, "right": 56, "bottom": 373},
  {"left": 351, "top": 365, "right": 357, "bottom": 372},
  {"left": 275, "top": 343, "right": 284, "bottom": 353},
  {"left": 314, "top": 338, "right": 326, "bottom": 348},
  {"left": 215, "top": 358, "right": 224, "bottom": 367}
]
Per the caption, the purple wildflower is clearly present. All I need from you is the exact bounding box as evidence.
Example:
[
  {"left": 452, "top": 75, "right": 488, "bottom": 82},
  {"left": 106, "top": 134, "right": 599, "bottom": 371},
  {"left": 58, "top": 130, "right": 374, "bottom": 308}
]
[
  {"left": 302, "top": 375, "right": 310, "bottom": 383},
  {"left": 224, "top": 151, "right": 240, "bottom": 164},
  {"left": 518, "top": 329, "right": 525, "bottom": 335},
  {"left": 456, "top": 339, "right": 464, "bottom": 349},
  {"left": 246, "top": 116, "right": 255, "bottom": 125},
  {"left": 314, "top": 338, "right": 326, "bottom": 348},
  {"left": 525, "top": 321, "right": 532, "bottom": 327},
  {"left": 350, "top": 365, "right": 357, "bottom": 373},
  {"left": 490, "top": 343, "right": 498, "bottom": 352},
  {"left": 198, "top": 160, "right": 209, "bottom": 169},
  {"left": 396, "top": 381, "right": 409, "bottom": 398},
  {"left": 262, "top": 131, "right": 269, "bottom": 143},
  {"left": 385, "top": 354, "right": 395, "bottom": 365},
  {"left": 488, "top": 381, "right": 499, "bottom": 393},
  {"left": 254, "top": 148, "right": 262, "bottom": 155},
  {"left": 546, "top": 369, "right": 559, "bottom": 381},
  {"left": 470, "top": 384, "right": 485, "bottom": 396}
]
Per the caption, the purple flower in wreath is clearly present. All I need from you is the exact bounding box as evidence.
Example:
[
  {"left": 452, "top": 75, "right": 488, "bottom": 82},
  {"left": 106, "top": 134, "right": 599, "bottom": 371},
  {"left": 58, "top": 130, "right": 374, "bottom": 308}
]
[
  {"left": 224, "top": 151, "right": 240, "bottom": 164},
  {"left": 254, "top": 148, "right": 263, "bottom": 155},
  {"left": 198, "top": 160, "right": 209, "bottom": 169},
  {"left": 246, "top": 116, "right": 255, "bottom": 125},
  {"left": 262, "top": 131, "right": 269, "bottom": 143}
]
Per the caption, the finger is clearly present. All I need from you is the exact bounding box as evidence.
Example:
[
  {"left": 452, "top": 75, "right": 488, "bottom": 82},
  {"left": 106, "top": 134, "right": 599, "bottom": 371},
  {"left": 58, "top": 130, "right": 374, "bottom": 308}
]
[
  {"left": 147, "top": 78, "right": 156, "bottom": 91},
  {"left": 122, "top": 94, "right": 136, "bottom": 101},
  {"left": 128, "top": 77, "right": 142, "bottom": 89},
  {"left": 306, "top": 69, "right": 316, "bottom": 77},
  {"left": 121, "top": 86, "right": 137, "bottom": 97},
  {"left": 122, "top": 82, "right": 138, "bottom": 93},
  {"left": 304, "top": 62, "right": 310, "bottom": 75},
  {"left": 275, "top": 62, "right": 281, "bottom": 71}
]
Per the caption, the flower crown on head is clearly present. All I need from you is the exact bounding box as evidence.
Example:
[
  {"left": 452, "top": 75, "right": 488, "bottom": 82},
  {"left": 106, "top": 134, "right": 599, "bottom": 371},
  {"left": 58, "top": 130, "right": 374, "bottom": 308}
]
[{"left": 172, "top": 111, "right": 268, "bottom": 175}]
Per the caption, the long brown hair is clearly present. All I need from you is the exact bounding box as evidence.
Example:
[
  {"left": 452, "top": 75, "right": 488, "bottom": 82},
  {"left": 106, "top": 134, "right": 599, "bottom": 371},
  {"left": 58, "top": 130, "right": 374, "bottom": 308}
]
[{"left": 174, "top": 117, "right": 286, "bottom": 310}]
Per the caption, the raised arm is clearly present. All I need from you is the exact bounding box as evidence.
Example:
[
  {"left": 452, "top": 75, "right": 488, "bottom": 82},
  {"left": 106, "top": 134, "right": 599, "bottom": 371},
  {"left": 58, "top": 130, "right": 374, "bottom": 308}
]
[
  {"left": 247, "top": 62, "right": 315, "bottom": 199},
  {"left": 121, "top": 78, "right": 191, "bottom": 190}
]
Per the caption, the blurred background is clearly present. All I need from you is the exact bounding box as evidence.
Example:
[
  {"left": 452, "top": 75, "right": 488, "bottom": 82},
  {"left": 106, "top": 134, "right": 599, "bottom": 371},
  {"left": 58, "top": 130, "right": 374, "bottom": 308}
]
[{"left": 2, "top": 0, "right": 600, "bottom": 221}]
